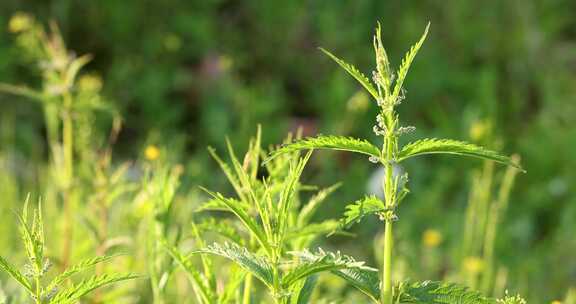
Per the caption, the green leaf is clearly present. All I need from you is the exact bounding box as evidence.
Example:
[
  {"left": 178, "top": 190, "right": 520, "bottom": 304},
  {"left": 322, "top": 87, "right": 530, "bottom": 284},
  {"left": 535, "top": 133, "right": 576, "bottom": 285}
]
[
  {"left": 163, "top": 242, "right": 216, "bottom": 303},
  {"left": 286, "top": 220, "right": 340, "bottom": 240},
  {"left": 277, "top": 151, "right": 312, "bottom": 241},
  {"left": 266, "top": 136, "right": 380, "bottom": 163},
  {"left": 196, "top": 218, "right": 244, "bottom": 245},
  {"left": 283, "top": 249, "right": 377, "bottom": 288},
  {"left": 64, "top": 54, "right": 93, "bottom": 88},
  {"left": 319, "top": 48, "right": 379, "bottom": 100},
  {"left": 297, "top": 183, "right": 341, "bottom": 226},
  {"left": 0, "top": 83, "right": 45, "bottom": 102},
  {"left": 285, "top": 249, "right": 380, "bottom": 302},
  {"left": 397, "top": 138, "right": 524, "bottom": 171},
  {"left": 217, "top": 265, "right": 246, "bottom": 304},
  {"left": 193, "top": 243, "right": 274, "bottom": 288},
  {"left": 333, "top": 266, "right": 381, "bottom": 303},
  {"left": 289, "top": 275, "right": 318, "bottom": 304},
  {"left": 16, "top": 199, "right": 44, "bottom": 274},
  {"left": 200, "top": 188, "right": 271, "bottom": 254},
  {"left": 391, "top": 22, "right": 430, "bottom": 101},
  {"left": 194, "top": 198, "right": 251, "bottom": 214},
  {"left": 50, "top": 273, "right": 139, "bottom": 304},
  {"left": 208, "top": 145, "right": 250, "bottom": 204},
  {"left": 394, "top": 280, "right": 497, "bottom": 304},
  {"left": 340, "top": 195, "right": 387, "bottom": 229},
  {"left": 46, "top": 255, "right": 118, "bottom": 292},
  {"left": 0, "top": 256, "right": 33, "bottom": 294},
  {"left": 373, "top": 21, "right": 392, "bottom": 93}
]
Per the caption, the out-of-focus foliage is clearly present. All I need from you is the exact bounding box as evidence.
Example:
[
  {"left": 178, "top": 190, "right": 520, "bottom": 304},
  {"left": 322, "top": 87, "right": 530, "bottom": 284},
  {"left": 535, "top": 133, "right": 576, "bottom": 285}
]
[{"left": 0, "top": 1, "right": 575, "bottom": 303}]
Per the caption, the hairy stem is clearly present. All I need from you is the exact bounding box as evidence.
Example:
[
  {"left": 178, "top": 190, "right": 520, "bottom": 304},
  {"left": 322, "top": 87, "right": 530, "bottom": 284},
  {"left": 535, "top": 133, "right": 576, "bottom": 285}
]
[
  {"left": 381, "top": 220, "right": 393, "bottom": 304},
  {"left": 381, "top": 132, "right": 396, "bottom": 304}
]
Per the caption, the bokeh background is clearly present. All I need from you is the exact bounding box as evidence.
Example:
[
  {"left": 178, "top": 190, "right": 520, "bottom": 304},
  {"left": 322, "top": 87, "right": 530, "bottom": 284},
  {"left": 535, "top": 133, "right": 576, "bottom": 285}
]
[{"left": 1, "top": 1, "right": 575, "bottom": 303}]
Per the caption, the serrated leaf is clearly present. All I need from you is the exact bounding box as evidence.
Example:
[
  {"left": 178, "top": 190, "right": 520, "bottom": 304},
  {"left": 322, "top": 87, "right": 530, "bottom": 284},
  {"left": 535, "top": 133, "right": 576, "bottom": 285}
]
[
  {"left": 0, "top": 256, "right": 33, "bottom": 294},
  {"left": 196, "top": 218, "right": 244, "bottom": 245},
  {"left": 397, "top": 138, "right": 524, "bottom": 171},
  {"left": 193, "top": 242, "right": 274, "bottom": 288},
  {"left": 266, "top": 136, "right": 380, "bottom": 163},
  {"left": 373, "top": 21, "right": 392, "bottom": 93},
  {"left": 286, "top": 220, "right": 340, "bottom": 240},
  {"left": 340, "top": 195, "right": 387, "bottom": 229},
  {"left": 297, "top": 183, "right": 341, "bottom": 226},
  {"left": 391, "top": 22, "right": 430, "bottom": 101},
  {"left": 283, "top": 249, "right": 377, "bottom": 288},
  {"left": 16, "top": 199, "right": 44, "bottom": 275},
  {"left": 194, "top": 198, "right": 250, "bottom": 213},
  {"left": 333, "top": 266, "right": 381, "bottom": 303},
  {"left": 50, "top": 273, "right": 139, "bottom": 304},
  {"left": 46, "top": 255, "right": 118, "bottom": 292},
  {"left": 208, "top": 145, "right": 248, "bottom": 203},
  {"left": 200, "top": 188, "right": 271, "bottom": 254},
  {"left": 163, "top": 242, "right": 215, "bottom": 303},
  {"left": 277, "top": 151, "right": 312, "bottom": 241},
  {"left": 286, "top": 249, "right": 380, "bottom": 302},
  {"left": 319, "top": 48, "right": 379, "bottom": 100},
  {"left": 289, "top": 275, "right": 318, "bottom": 304},
  {"left": 394, "top": 280, "right": 497, "bottom": 304}
]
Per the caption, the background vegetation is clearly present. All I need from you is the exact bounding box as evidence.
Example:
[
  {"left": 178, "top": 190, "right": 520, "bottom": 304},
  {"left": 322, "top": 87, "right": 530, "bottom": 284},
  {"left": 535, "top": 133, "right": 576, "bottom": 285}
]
[{"left": 0, "top": 1, "right": 575, "bottom": 303}]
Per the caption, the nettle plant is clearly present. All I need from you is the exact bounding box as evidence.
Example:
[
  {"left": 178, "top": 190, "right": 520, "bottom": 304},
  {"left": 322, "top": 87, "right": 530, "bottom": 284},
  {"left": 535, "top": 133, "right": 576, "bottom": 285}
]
[
  {"left": 0, "top": 197, "right": 137, "bottom": 304},
  {"left": 267, "top": 23, "right": 524, "bottom": 303},
  {"left": 166, "top": 129, "right": 364, "bottom": 304}
]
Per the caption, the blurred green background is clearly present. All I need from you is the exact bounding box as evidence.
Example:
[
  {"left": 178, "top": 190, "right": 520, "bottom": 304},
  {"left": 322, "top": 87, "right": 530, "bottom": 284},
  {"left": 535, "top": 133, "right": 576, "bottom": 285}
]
[{"left": 0, "top": 0, "right": 575, "bottom": 302}]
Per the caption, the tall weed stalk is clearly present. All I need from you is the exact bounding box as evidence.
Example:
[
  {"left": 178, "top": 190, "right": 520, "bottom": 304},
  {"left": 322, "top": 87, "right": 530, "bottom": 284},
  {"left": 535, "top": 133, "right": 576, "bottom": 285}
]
[{"left": 267, "top": 22, "right": 524, "bottom": 303}]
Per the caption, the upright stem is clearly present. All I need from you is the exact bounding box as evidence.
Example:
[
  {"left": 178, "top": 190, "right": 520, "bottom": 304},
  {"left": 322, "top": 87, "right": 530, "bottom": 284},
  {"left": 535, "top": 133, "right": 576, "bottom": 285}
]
[
  {"left": 243, "top": 274, "right": 253, "bottom": 304},
  {"left": 61, "top": 92, "right": 74, "bottom": 270},
  {"left": 35, "top": 274, "right": 41, "bottom": 304},
  {"left": 381, "top": 132, "right": 396, "bottom": 304},
  {"left": 270, "top": 243, "right": 282, "bottom": 304},
  {"left": 381, "top": 220, "right": 393, "bottom": 304},
  {"left": 243, "top": 234, "right": 256, "bottom": 304},
  {"left": 481, "top": 157, "right": 519, "bottom": 294}
]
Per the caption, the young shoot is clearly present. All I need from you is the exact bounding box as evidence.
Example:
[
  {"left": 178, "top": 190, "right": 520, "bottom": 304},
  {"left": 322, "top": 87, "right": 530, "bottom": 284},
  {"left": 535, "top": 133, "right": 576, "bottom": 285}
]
[{"left": 0, "top": 196, "right": 138, "bottom": 304}]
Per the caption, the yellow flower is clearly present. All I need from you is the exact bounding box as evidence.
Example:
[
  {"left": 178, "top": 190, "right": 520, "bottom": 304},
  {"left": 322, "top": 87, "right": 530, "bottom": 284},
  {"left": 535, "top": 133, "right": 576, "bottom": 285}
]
[
  {"left": 551, "top": 301, "right": 562, "bottom": 304},
  {"left": 145, "top": 145, "right": 160, "bottom": 161},
  {"left": 422, "top": 229, "right": 443, "bottom": 248},
  {"left": 78, "top": 74, "right": 103, "bottom": 92},
  {"left": 463, "top": 256, "right": 484, "bottom": 274},
  {"left": 8, "top": 12, "right": 33, "bottom": 33},
  {"left": 469, "top": 119, "right": 490, "bottom": 142}
]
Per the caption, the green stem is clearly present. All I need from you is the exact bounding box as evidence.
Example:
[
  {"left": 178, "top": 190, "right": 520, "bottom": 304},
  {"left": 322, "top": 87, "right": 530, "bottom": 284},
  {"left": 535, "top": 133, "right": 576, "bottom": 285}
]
[
  {"left": 61, "top": 92, "right": 74, "bottom": 270},
  {"left": 35, "top": 274, "right": 41, "bottom": 304},
  {"left": 381, "top": 132, "right": 396, "bottom": 304},
  {"left": 62, "top": 93, "right": 73, "bottom": 188},
  {"left": 381, "top": 220, "right": 393, "bottom": 304},
  {"left": 481, "top": 157, "right": 519, "bottom": 294},
  {"left": 243, "top": 274, "right": 253, "bottom": 304},
  {"left": 271, "top": 246, "right": 282, "bottom": 304}
]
